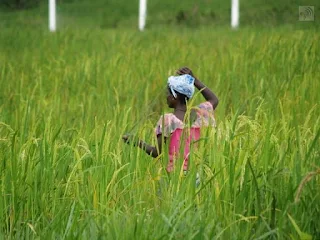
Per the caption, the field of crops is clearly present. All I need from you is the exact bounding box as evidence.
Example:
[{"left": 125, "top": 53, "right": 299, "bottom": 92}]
[{"left": 0, "top": 25, "right": 319, "bottom": 239}]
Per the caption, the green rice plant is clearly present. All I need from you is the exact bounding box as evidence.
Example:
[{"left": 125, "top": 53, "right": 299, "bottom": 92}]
[{"left": 0, "top": 27, "right": 319, "bottom": 239}]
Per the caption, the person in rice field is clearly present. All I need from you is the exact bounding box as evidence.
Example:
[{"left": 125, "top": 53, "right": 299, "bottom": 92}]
[{"left": 122, "top": 67, "right": 218, "bottom": 174}]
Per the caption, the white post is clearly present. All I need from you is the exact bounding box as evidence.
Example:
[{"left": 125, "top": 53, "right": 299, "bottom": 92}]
[
  {"left": 49, "top": 0, "right": 56, "bottom": 32},
  {"left": 231, "top": 0, "right": 239, "bottom": 29},
  {"left": 139, "top": 0, "right": 147, "bottom": 31}
]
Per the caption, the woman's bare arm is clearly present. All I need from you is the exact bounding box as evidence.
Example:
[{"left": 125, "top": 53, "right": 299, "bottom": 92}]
[{"left": 122, "top": 134, "right": 165, "bottom": 158}]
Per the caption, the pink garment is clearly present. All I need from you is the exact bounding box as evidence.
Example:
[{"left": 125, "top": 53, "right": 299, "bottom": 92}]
[
  {"left": 155, "top": 101, "right": 216, "bottom": 172},
  {"left": 167, "top": 128, "right": 200, "bottom": 172}
]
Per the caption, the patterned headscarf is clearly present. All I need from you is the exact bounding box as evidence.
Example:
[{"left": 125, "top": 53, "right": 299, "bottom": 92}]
[{"left": 167, "top": 74, "right": 195, "bottom": 99}]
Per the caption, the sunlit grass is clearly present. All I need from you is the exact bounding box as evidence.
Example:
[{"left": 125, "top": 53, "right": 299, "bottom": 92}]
[{"left": 0, "top": 27, "right": 319, "bottom": 239}]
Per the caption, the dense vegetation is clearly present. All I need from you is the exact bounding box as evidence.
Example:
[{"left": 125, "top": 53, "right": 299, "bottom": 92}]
[{"left": 0, "top": 0, "right": 319, "bottom": 239}]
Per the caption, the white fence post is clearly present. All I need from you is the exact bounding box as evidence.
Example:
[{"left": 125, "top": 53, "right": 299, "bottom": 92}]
[
  {"left": 231, "top": 0, "right": 239, "bottom": 29},
  {"left": 139, "top": 0, "right": 147, "bottom": 31},
  {"left": 49, "top": 0, "right": 56, "bottom": 32}
]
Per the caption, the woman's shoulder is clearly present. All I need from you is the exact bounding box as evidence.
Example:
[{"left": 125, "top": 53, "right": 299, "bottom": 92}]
[
  {"left": 192, "top": 101, "right": 216, "bottom": 127},
  {"left": 158, "top": 113, "right": 174, "bottom": 121},
  {"left": 158, "top": 113, "right": 182, "bottom": 125},
  {"left": 197, "top": 101, "right": 214, "bottom": 111},
  {"left": 155, "top": 113, "right": 184, "bottom": 137}
]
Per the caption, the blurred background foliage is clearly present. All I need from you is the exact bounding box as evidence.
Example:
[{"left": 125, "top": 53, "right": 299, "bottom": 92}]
[{"left": 0, "top": 0, "right": 319, "bottom": 29}]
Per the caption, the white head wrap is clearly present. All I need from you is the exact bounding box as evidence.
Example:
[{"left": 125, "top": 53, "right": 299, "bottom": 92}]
[{"left": 167, "top": 74, "right": 195, "bottom": 99}]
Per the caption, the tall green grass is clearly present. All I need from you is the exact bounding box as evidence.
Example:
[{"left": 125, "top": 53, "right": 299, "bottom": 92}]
[{"left": 0, "top": 27, "right": 319, "bottom": 239}]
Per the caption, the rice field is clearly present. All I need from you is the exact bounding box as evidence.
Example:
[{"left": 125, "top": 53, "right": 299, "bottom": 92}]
[{"left": 0, "top": 27, "right": 319, "bottom": 239}]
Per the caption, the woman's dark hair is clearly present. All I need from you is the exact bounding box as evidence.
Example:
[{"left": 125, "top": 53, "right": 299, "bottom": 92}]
[{"left": 168, "top": 87, "right": 189, "bottom": 104}]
